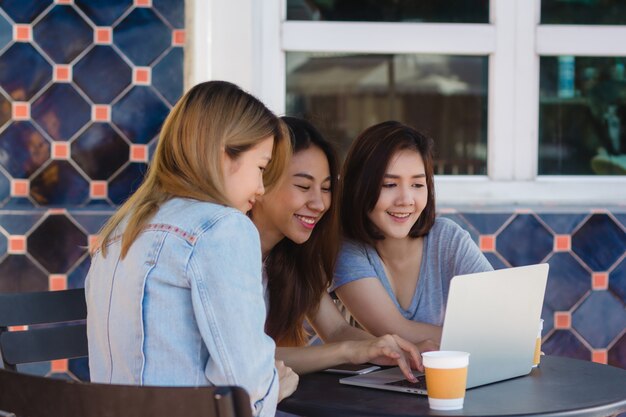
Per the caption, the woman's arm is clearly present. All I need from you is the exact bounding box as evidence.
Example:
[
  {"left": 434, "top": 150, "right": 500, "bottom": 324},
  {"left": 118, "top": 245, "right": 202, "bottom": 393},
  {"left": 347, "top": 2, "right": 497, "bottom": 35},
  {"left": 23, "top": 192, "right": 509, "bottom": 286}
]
[
  {"left": 275, "top": 293, "right": 425, "bottom": 380},
  {"left": 335, "top": 277, "right": 442, "bottom": 345}
]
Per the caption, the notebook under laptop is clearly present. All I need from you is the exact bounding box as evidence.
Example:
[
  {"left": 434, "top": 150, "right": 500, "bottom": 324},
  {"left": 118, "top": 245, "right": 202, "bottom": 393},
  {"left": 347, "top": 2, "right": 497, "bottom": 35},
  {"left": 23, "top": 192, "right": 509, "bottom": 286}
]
[{"left": 340, "top": 263, "right": 549, "bottom": 395}]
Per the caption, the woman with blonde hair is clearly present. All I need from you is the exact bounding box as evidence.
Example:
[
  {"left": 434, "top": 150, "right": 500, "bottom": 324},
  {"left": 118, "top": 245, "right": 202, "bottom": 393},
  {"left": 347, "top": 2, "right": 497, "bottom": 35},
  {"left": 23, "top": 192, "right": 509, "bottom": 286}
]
[{"left": 86, "top": 81, "right": 296, "bottom": 417}]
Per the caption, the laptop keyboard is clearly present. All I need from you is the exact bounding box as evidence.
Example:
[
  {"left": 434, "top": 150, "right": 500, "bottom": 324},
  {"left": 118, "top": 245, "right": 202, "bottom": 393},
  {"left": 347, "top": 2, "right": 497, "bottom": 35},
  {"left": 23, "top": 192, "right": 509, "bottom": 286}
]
[{"left": 384, "top": 375, "right": 427, "bottom": 390}]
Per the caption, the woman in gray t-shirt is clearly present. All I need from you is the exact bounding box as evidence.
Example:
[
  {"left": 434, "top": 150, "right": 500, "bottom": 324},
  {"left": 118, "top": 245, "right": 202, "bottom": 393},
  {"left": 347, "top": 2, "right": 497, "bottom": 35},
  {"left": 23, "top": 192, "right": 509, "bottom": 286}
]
[{"left": 333, "top": 121, "right": 493, "bottom": 346}]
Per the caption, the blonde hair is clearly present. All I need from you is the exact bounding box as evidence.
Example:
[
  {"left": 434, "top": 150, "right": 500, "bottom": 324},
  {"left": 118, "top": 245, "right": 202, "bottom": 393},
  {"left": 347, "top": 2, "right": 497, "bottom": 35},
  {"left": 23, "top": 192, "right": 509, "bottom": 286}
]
[{"left": 98, "top": 80, "right": 290, "bottom": 258}]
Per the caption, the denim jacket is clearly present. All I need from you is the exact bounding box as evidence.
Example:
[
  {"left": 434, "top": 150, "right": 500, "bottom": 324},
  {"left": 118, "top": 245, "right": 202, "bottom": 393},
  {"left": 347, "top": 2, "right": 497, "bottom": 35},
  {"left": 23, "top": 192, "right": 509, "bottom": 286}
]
[{"left": 86, "top": 198, "right": 278, "bottom": 417}]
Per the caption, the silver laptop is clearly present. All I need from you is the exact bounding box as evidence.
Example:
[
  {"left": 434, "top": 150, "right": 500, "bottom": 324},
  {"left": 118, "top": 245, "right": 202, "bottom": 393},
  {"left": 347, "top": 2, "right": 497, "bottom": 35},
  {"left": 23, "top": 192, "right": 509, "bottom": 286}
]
[{"left": 340, "top": 263, "right": 549, "bottom": 394}]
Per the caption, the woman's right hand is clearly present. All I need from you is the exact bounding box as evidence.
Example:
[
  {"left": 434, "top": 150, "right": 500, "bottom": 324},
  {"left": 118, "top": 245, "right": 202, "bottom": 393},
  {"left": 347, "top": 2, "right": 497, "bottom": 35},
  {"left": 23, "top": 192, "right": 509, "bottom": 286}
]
[
  {"left": 346, "top": 334, "right": 423, "bottom": 382},
  {"left": 276, "top": 360, "right": 299, "bottom": 402}
]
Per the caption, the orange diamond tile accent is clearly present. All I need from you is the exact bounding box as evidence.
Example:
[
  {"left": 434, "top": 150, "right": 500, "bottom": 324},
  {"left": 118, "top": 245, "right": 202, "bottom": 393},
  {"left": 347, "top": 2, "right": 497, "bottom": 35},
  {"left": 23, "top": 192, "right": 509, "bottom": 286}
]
[
  {"left": 9, "top": 325, "right": 28, "bottom": 332},
  {"left": 48, "top": 208, "right": 67, "bottom": 215},
  {"left": 14, "top": 25, "right": 31, "bottom": 42},
  {"left": 12, "top": 102, "right": 30, "bottom": 120},
  {"left": 51, "top": 359, "right": 68, "bottom": 373},
  {"left": 554, "top": 235, "right": 571, "bottom": 252},
  {"left": 52, "top": 142, "right": 70, "bottom": 160},
  {"left": 49, "top": 274, "right": 68, "bottom": 291},
  {"left": 11, "top": 179, "right": 29, "bottom": 197},
  {"left": 92, "top": 105, "right": 110, "bottom": 121},
  {"left": 8, "top": 236, "right": 27, "bottom": 254},
  {"left": 90, "top": 181, "right": 108, "bottom": 199},
  {"left": 95, "top": 27, "right": 112, "bottom": 44},
  {"left": 479, "top": 235, "right": 496, "bottom": 252},
  {"left": 55, "top": 0, "right": 73, "bottom": 4},
  {"left": 135, "top": 0, "right": 152, "bottom": 6},
  {"left": 554, "top": 312, "right": 571, "bottom": 329},
  {"left": 134, "top": 67, "right": 151, "bottom": 85},
  {"left": 592, "top": 273, "right": 609, "bottom": 290},
  {"left": 130, "top": 144, "right": 148, "bottom": 162},
  {"left": 172, "top": 30, "right": 185, "bottom": 46},
  {"left": 89, "top": 234, "right": 100, "bottom": 254},
  {"left": 54, "top": 65, "right": 72, "bottom": 82},
  {"left": 592, "top": 350, "right": 608, "bottom": 364}
]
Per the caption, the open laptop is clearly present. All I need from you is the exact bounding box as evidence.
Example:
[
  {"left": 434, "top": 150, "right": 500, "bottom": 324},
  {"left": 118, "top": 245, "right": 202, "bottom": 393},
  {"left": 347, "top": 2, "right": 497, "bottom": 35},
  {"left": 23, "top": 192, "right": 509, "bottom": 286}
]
[{"left": 340, "top": 263, "right": 549, "bottom": 394}]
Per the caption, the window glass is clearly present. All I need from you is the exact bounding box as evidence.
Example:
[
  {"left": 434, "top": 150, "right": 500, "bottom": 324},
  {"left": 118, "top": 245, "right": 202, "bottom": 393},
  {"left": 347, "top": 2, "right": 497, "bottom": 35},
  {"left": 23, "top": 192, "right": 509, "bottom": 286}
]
[
  {"left": 539, "top": 56, "right": 626, "bottom": 175},
  {"left": 286, "top": 52, "right": 488, "bottom": 175},
  {"left": 541, "top": 0, "right": 626, "bottom": 25},
  {"left": 287, "top": 0, "right": 489, "bottom": 23}
]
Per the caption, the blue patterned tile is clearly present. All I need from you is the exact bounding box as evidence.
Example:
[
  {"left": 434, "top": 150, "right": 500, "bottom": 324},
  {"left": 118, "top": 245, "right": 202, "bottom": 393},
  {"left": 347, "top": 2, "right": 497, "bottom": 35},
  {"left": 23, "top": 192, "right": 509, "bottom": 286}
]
[
  {"left": 17, "top": 362, "right": 50, "bottom": 377},
  {"left": 572, "top": 214, "right": 626, "bottom": 271},
  {"left": 537, "top": 213, "right": 588, "bottom": 234},
  {"left": 112, "top": 87, "right": 169, "bottom": 143},
  {"left": 153, "top": 0, "right": 184, "bottom": 28},
  {"left": 0, "top": 255, "right": 48, "bottom": 292},
  {"left": 608, "top": 332, "right": 626, "bottom": 369},
  {"left": 544, "top": 252, "right": 590, "bottom": 311},
  {"left": 69, "top": 210, "right": 112, "bottom": 234},
  {"left": 68, "top": 255, "right": 90, "bottom": 289},
  {"left": 0, "top": 232, "right": 6, "bottom": 256},
  {"left": 33, "top": 5, "right": 92, "bottom": 64},
  {"left": 609, "top": 257, "right": 626, "bottom": 304},
  {"left": 0, "top": 13, "right": 11, "bottom": 51},
  {"left": 152, "top": 47, "right": 183, "bottom": 106},
  {"left": 82, "top": 199, "right": 115, "bottom": 209},
  {"left": 541, "top": 305, "right": 555, "bottom": 334},
  {"left": 31, "top": 84, "right": 90, "bottom": 141},
  {"left": 74, "top": 46, "right": 132, "bottom": 103},
  {"left": 114, "top": 8, "right": 170, "bottom": 66},
  {"left": 614, "top": 213, "right": 626, "bottom": 230},
  {"left": 0, "top": 92, "right": 10, "bottom": 129},
  {"left": 69, "top": 357, "right": 89, "bottom": 382},
  {"left": 0, "top": 212, "right": 44, "bottom": 234},
  {"left": 572, "top": 291, "right": 626, "bottom": 348},
  {"left": 483, "top": 251, "right": 509, "bottom": 270},
  {"left": 0, "top": 170, "right": 9, "bottom": 203},
  {"left": 0, "top": 122, "right": 51, "bottom": 178},
  {"left": 30, "top": 161, "right": 89, "bottom": 205},
  {"left": 459, "top": 212, "right": 513, "bottom": 234},
  {"left": 497, "top": 214, "right": 554, "bottom": 267},
  {"left": 27, "top": 214, "right": 87, "bottom": 274},
  {"left": 542, "top": 330, "right": 590, "bottom": 361},
  {"left": 3, "top": 197, "right": 36, "bottom": 209},
  {"left": 108, "top": 162, "right": 146, "bottom": 205},
  {"left": 0, "top": 43, "right": 52, "bottom": 100},
  {"left": 0, "top": 0, "right": 52, "bottom": 23},
  {"left": 439, "top": 213, "right": 479, "bottom": 243},
  {"left": 75, "top": 0, "right": 132, "bottom": 26},
  {"left": 71, "top": 123, "right": 129, "bottom": 179}
]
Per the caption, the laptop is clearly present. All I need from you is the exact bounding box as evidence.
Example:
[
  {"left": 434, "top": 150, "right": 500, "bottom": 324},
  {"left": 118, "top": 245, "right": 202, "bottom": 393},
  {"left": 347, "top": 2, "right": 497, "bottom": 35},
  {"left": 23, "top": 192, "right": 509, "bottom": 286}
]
[{"left": 340, "top": 263, "right": 549, "bottom": 394}]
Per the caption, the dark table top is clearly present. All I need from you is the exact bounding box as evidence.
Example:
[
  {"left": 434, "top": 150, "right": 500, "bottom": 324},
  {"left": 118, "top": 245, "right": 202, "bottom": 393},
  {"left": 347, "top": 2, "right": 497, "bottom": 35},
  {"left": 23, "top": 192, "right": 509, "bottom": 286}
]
[{"left": 278, "top": 356, "right": 626, "bottom": 417}]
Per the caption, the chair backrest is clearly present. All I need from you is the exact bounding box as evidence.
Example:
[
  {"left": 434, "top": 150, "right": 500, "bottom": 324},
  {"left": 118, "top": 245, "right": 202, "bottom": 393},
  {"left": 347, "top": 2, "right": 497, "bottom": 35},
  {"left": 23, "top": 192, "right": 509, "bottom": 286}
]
[
  {"left": 0, "top": 289, "right": 88, "bottom": 371},
  {"left": 0, "top": 368, "right": 253, "bottom": 417}
]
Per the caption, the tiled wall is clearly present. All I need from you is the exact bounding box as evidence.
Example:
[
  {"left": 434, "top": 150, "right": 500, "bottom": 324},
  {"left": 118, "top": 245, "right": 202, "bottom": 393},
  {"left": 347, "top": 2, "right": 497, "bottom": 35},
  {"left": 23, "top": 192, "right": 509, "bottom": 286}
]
[
  {"left": 1, "top": 1, "right": 625, "bottom": 385},
  {"left": 0, "top": 0, "right": 183, "bottom": 381}
]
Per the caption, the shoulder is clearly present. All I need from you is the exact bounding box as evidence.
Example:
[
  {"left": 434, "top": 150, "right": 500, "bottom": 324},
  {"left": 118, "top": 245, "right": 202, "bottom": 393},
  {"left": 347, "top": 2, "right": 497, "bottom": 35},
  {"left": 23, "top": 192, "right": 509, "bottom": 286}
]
[
  {"left": 429, "top": 217, "right": 471, "bottom": 240},
  {"left": 338, "top": 239, "right": 371, "bottom": 261}
]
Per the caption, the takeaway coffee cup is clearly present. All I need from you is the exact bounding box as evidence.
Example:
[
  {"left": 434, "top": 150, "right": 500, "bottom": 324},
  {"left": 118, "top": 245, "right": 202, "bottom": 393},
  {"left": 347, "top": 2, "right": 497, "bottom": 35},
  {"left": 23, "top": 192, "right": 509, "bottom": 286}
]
[
  {"left": 533, "top": 319, "right": 544, "bottom": 367},
  {"left": 422, "top": 351, "right": 470, "bottom": 410}
]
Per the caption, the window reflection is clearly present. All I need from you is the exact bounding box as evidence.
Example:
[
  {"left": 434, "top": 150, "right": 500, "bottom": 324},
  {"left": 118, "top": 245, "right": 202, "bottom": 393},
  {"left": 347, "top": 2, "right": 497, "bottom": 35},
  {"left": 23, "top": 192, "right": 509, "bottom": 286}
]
[
  {"left": 539, "top": 57, "right": 626, "bottom": 175},
  {"left": 541, "top": 0, "right": 626, "bottom": 25},
  {"left": 287, "top": 0, "right": 489, "bottom": 23},
  {"left": 286, "top": 52, "right": 488, "bottom": 175}
]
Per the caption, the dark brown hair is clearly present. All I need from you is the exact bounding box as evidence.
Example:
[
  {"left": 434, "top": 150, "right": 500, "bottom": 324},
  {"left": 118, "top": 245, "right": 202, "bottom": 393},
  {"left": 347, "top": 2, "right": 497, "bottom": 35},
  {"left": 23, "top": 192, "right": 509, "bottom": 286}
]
[
  {"left": 263, "top": 116, "right": 340, "bottom": 347},
  {"left": 340, "top": 120, "right": 436, "bottom": 246}
]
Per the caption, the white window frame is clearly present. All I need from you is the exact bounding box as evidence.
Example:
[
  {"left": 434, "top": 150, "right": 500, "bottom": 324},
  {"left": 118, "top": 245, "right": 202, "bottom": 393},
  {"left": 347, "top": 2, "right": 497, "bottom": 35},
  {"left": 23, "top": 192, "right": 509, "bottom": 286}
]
[{"left": 190, "top": 0, "right": 626, "bottom": 205}]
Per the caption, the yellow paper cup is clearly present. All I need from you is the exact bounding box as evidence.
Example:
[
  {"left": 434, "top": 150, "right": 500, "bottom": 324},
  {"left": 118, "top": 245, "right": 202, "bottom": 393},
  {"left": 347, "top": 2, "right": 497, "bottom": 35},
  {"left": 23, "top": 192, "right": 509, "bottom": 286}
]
[
  {"left": 422, "top": 351, "right": 470, "bottom": 410},
  {"left": 533, "top": 319, "right": 544, "bottom": 367}
]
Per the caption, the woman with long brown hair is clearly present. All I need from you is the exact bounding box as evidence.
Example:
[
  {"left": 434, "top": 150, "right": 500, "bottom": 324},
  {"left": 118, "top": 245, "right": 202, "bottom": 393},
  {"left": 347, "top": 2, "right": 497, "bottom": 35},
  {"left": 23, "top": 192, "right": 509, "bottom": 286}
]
[
  {"left": 86, "top": 81, "right": 297, "bottom": 417},
  {"left": 251, "top": 117, "right": 430, "bottom": 381}
]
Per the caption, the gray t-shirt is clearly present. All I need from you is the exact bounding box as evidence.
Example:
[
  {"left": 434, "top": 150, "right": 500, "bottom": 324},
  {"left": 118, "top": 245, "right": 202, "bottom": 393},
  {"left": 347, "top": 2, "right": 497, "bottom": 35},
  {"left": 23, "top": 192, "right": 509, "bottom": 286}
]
[{"left": 332, "top": 217, "right": 493, "bottom": 326}]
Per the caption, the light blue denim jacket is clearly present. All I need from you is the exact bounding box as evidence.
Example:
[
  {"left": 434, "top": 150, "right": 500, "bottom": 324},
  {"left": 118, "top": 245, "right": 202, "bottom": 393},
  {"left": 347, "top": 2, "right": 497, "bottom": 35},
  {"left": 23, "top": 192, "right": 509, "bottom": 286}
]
[{"left": 85, "top": 198, "right": 278, "bottom": 417}]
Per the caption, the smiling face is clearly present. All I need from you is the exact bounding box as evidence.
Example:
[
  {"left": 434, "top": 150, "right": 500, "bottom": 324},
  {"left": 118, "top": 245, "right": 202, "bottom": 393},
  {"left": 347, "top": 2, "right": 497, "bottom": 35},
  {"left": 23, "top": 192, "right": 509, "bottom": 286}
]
[
  {"left": 221, "top": 135, "right": 274, "bottom": 213},
  {"left": 367, "top": 149, "right": 428, "bottom": 240},
  {"left": 253, "top": 145, "right": 331, "bottom": 247}
]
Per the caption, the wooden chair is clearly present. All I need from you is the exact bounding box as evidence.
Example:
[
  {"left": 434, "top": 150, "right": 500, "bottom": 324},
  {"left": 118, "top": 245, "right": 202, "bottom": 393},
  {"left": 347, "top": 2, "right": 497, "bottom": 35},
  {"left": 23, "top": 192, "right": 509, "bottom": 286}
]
[
  {"left": 0, "top": 289, "right": 88, "bottom": 371},
  {"left": 0, "top": 367, "right": 253, "bottom": 417}
]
